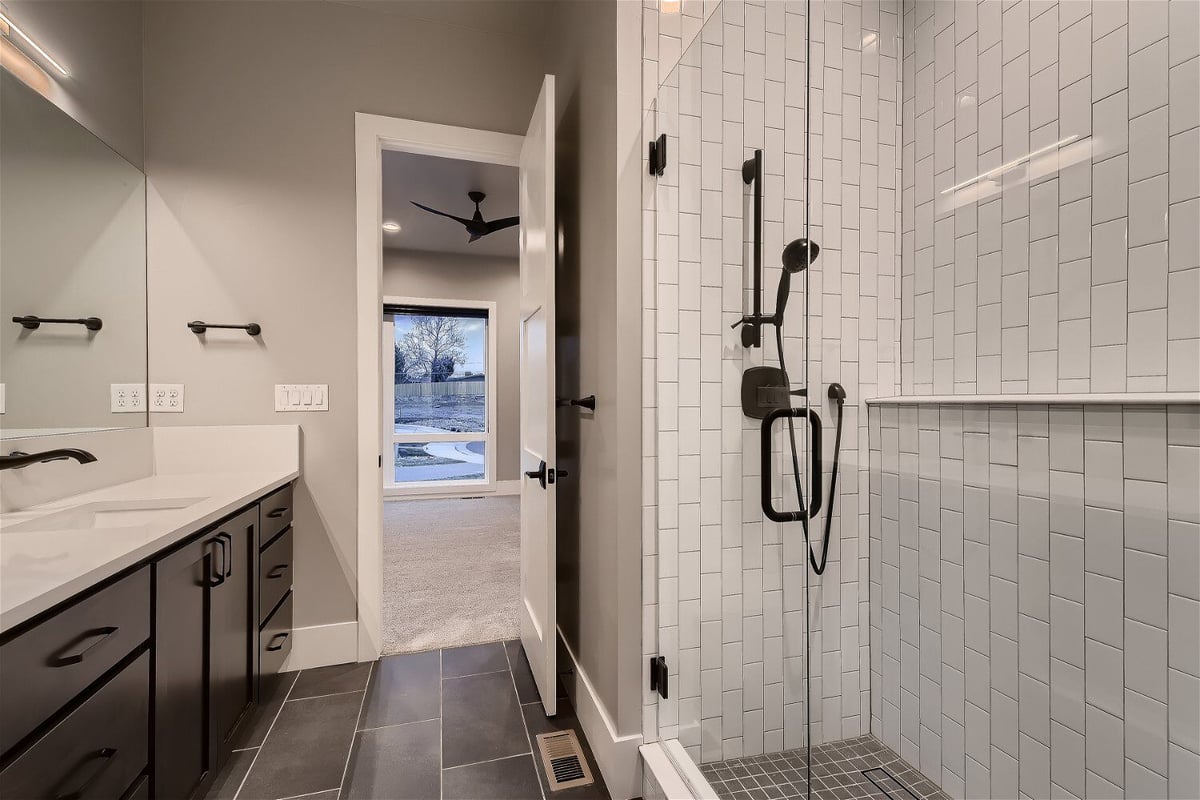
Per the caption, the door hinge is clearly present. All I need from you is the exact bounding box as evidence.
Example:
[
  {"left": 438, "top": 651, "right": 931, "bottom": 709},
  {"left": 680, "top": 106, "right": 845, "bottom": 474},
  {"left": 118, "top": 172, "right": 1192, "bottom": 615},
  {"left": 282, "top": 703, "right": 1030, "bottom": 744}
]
[
  {"left": 649, "top": 655, "right": 668, "bottom": 699},
  {"left": 648, "top": 133, "right": 667, "bottom": 177}
]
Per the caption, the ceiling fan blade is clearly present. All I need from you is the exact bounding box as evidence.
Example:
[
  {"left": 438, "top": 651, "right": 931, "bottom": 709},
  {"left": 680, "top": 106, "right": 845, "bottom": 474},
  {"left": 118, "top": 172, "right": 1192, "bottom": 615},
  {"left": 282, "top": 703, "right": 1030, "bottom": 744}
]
[
  {"left": 410, "top": 201, "right": 473, "bottom": 227},
  {"left": 467, "top": 232, "right": 483, "bottom": 243},
  {"left": 484, "top": 216, "right": 520, "bottom": 234}
]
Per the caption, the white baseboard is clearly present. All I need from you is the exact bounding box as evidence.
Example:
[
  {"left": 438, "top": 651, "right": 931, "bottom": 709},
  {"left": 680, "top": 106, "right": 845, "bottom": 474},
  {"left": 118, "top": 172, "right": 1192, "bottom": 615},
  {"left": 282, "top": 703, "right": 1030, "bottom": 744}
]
[
  {"left": 382, "top": 478, "right": 520, "bottom": 502},
  {"left": 282, "top": 621, "right": 359, "bottom": 672},
  {"left": 557, "top": 627, "right": 643, "bottom": 800}
]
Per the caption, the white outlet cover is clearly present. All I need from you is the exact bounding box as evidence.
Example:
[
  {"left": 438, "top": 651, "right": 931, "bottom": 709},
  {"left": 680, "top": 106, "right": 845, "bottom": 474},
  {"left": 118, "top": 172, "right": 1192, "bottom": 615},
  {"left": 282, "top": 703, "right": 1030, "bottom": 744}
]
[
  {"left": 150, "top": 383, "right": 185, "bottom": 413},
  {"left": 111, "top": 383, "right": 146, "bottom": 413},
  {"left": 0, "top": 383, "right": 5, "bottom": 414}
]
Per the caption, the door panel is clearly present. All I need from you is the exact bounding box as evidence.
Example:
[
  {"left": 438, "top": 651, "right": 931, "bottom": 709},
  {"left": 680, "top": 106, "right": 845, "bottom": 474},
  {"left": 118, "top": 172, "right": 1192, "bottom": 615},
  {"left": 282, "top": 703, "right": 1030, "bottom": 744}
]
[
  {"left": 210, "top": 507, "right": 256, "bottom": 757},
  {"left": 519, "top": 74, "right": 557, "bottom": 716}
]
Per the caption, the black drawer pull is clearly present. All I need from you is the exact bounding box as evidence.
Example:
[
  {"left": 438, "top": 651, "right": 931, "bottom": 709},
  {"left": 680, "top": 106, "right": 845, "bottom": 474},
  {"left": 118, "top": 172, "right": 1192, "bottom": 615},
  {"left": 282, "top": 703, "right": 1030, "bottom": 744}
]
[
  {"left": 266, "top": 507, "right": 288, "bottom": 519},
  {"left": 55, "top": 747, "right": 118, "bottom": 800},
  {"left": 265, "top": 632, "right": 289, "bottom": 652},
  {"left": 266, "top": 564, "right": 289, "bottom": 579},
  {"left": 50, "top": 627, "right": 119, "bottom": 667},
  {"left": 220, "top": 532, "right": 233, "bottom": 578},
  {"left": 209, "top": 536, "right": 227, "bottom": 586}
]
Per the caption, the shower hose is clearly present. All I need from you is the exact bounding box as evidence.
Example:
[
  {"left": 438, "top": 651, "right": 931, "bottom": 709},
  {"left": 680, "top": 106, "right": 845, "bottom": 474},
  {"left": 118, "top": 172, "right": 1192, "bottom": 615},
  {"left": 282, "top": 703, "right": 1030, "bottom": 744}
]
[{"left": 774, "top": 324, "right": 846, "bottom": 576}]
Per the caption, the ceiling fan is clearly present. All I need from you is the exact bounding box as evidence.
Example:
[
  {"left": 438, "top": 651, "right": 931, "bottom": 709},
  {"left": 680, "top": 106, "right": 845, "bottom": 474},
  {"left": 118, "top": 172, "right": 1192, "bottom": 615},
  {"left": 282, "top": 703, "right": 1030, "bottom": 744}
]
[{"left": 410, "top": 191, "right": 518, "bottom": 243}]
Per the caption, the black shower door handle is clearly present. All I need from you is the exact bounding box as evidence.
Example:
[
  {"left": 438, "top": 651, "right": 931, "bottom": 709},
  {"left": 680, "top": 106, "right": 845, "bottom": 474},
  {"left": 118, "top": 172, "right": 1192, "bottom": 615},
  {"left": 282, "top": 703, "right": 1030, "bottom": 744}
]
[{"left": 760, "top": 407, "right": 822, "bottom": 523}]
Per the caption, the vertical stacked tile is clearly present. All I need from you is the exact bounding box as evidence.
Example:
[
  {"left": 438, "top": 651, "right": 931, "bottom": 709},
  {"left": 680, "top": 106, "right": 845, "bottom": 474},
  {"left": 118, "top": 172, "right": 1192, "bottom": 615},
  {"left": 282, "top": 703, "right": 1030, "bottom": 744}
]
[
  {"left": 898, "top": 0, "right": 1200, "bottom": 394},
  {"left": 868, "top": 400, "right": 1200, "bottom": 799}
]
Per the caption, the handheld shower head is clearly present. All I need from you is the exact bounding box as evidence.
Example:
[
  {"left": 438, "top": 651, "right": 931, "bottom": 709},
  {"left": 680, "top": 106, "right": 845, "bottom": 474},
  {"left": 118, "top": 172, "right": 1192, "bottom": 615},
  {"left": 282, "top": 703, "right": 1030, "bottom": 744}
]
[
  {"left": 781, "top": 237, "right": 820, "bottom": 273},
  {"left": 774, "top": 238, "right": 820, "bottom": 323}
]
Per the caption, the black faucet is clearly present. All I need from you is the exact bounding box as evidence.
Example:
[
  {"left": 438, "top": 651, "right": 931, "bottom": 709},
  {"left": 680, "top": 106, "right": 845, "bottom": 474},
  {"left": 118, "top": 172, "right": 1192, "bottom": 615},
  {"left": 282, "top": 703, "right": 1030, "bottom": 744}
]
[{"left": 0, "top": 448, "right": 98, "bottom": 471}]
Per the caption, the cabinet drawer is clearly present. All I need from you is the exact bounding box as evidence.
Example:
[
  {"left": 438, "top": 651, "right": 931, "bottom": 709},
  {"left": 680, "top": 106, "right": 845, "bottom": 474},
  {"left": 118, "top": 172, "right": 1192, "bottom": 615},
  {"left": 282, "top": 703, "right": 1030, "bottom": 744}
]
[
  {"left": 259, "top": 526, "right": 293, "bottom": 626},
  {"left": 259, "top": 483, "right": 293, "bottom": 546},
  {"left": 0, "top": 566, "right": 150, "bottom": 758},
  {"left": 1, "top": 650, "right": 149, "bottom": 800},
  {"left": 260, "top": 590, "right": 293, "bottom": 678}
]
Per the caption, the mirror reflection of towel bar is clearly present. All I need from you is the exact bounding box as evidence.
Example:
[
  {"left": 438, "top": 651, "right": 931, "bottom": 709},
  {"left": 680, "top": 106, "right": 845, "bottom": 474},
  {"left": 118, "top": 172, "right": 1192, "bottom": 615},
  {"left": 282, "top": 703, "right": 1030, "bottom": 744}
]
[
  {"left": 12, "top": 315, "right": 103, "bottom": 331},
  {"left": 188, "top": 321, "right": 261, "bottom": 336}
]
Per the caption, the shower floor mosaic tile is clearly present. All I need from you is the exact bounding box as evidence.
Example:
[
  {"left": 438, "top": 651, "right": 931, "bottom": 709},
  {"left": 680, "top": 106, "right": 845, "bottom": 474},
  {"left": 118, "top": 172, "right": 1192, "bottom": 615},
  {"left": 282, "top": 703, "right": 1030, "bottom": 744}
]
[{"left": 699, "top": 735, "right": 949, "bottom": 800}]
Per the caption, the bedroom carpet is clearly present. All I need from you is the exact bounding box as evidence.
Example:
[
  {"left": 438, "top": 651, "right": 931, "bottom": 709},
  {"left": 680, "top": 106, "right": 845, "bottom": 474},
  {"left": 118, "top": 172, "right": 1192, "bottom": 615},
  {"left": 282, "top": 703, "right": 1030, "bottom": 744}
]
[{"left": 382, "top": 495, "right": 520, "bottom": 656}]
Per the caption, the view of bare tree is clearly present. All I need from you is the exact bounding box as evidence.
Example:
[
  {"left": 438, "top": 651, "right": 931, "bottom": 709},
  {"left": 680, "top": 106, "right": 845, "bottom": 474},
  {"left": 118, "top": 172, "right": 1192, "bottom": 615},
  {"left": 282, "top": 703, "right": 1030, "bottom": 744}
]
[{"left": 398, "top": 316, "right": 466, "bottom": 383}]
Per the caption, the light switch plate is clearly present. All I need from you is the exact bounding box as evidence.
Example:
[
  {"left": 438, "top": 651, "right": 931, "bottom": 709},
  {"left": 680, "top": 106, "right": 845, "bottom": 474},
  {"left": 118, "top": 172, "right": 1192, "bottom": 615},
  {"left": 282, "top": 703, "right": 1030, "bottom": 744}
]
[
  {"left": 275, "top": 384, "right": 328, "bottom": 412},
  {"left": 150, "top": 384, "right": 185, "bottom": 412},
  {"left": 0, "top": 383, "right": 5, "bottom": 414}
]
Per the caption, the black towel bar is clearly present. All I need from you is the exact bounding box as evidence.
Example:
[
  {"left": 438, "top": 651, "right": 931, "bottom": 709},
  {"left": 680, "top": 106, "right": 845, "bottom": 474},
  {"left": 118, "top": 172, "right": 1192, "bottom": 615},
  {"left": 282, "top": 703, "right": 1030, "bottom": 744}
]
[{"left": 188, "top": 321, "right": 261, "bottom": 336}]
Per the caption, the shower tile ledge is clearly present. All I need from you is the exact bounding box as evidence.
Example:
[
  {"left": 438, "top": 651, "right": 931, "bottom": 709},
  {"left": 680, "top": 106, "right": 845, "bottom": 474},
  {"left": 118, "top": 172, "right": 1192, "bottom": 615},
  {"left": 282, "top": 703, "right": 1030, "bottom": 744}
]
[{"left": 865, "top": 392, "right": 1200, "bottom": 405}]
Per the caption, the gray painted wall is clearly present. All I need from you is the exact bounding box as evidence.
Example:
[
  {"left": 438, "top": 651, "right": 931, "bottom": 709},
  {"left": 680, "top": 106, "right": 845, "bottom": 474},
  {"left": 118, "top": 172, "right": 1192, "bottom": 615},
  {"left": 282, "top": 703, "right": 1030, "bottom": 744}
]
[
  {"left": 382, "top": 248, "right": 521, "bottom": 482},
  {"left": 142, "top": 0, "right": 549, "bottom": 630},
  {"left": 545, "top": 0, "right": 645, "bottom": 736}
]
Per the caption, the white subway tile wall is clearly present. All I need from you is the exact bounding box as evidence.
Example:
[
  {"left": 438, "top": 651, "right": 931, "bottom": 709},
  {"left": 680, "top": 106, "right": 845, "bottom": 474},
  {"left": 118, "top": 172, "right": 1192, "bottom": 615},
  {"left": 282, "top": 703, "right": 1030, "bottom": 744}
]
[
  {"left": 899, "top": 0, "right": 1200, "bottom": 395},
  {"left": 641, "top": 0, "right": 904, "bottom": 764},
  {"left": 868, "top": 403, "right": 1200, "bottom": 799}
]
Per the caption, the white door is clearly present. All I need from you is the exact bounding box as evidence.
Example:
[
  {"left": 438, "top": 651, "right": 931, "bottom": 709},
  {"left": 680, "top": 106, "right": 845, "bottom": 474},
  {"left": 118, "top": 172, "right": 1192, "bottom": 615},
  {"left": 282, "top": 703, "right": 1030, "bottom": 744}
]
[{"left": 519, "top": 74, "right": 557, "bottom": 716}]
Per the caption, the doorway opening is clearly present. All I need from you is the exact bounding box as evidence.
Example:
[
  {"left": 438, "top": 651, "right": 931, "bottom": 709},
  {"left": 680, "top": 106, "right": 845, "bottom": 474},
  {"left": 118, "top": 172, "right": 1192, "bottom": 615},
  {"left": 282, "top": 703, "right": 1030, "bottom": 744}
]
[{"left": 377, "top": 148, "right": 522, "bottom": 655}]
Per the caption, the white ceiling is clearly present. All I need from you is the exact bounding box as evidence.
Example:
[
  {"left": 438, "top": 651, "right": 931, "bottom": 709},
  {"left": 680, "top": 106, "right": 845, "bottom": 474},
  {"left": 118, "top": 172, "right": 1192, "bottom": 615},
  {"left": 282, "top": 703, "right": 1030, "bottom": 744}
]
[{"left": 381, "top": 149, "right": 519, "bottom": 257}]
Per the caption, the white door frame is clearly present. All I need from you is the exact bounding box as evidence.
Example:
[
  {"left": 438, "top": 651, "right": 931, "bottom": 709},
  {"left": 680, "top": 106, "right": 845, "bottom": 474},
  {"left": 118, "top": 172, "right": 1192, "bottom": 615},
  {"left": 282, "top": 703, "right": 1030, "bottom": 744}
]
[
  {"left": 382, "top": 295, "right": 499, "bottom": 498},
  {"left": 355, "top": 112, "right": 523, "bottom": 661}
]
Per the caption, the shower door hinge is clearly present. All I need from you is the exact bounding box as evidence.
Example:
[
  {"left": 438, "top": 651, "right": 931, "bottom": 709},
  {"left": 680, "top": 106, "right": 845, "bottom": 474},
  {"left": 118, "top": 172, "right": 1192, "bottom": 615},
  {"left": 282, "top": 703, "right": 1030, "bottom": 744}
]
[
  {"left": 648, "top": 133, "right": 667, "bottom": 177},
  {"left": 649, "top": 655, "right": 669, "bottom": 699}
]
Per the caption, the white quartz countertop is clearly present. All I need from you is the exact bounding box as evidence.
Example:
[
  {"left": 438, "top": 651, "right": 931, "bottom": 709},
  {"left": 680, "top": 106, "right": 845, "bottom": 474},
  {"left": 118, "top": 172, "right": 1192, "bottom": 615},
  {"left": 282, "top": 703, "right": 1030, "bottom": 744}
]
[{"left": 0, "top": 469, "right": 297, "bottom": 634}]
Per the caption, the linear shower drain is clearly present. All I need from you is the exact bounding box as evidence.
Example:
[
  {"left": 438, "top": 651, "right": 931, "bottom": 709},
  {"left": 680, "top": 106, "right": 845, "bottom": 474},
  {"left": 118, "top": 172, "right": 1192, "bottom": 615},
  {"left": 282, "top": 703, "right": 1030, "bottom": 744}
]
[
  {"left": 862, "top": 766, "right": 922, "bottom": 800},
  {"left": 536, "top": 730, "right": 594, "bottom": 791}
]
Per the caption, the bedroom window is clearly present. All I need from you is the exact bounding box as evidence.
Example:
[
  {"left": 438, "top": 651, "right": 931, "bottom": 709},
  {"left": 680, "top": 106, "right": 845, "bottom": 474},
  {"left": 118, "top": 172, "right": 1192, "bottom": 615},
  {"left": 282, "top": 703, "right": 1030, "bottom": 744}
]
[{"left": 383, "top": 300, "right": 494, "bottom": 491}]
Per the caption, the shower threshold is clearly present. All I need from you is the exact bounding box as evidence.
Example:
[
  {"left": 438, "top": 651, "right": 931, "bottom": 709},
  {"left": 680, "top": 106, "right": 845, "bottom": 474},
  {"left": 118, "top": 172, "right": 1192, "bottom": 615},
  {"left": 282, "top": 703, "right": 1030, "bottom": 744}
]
[{"left": 699, "top": 734, "right": 949, "bottom": 800}]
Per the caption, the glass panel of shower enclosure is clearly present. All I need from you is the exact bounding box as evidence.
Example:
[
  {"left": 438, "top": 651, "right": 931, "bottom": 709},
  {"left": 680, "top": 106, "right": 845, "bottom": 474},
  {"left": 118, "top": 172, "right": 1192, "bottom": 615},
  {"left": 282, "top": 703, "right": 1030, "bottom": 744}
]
[{"left": 648, "top": 0, "right": 818, "bottom": 773}]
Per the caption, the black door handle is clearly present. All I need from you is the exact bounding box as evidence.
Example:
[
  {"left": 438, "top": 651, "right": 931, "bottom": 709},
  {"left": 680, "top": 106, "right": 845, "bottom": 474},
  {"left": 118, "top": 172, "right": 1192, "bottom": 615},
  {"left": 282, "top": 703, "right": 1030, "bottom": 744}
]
[
  {"left": 525, "top": 460, "right": 548, "bottom": 489},
  {"left": 50, "top": 627, "right": 119, "bottom": 667},
  {"left": 760, "top": 407, "right": 822, "bottom": 523},
  {"left": 219, "top": 532, "right": 233, "bottom": 577},
  {"left": 55, "top": 747, "right": 118, "bottom": 800}
]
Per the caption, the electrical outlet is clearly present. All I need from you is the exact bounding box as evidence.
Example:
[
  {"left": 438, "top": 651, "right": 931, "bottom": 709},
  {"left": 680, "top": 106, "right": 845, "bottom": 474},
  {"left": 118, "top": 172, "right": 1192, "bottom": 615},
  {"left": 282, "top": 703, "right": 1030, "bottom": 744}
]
[
  {"left": 0, "top": 383, "right": 5, "bottom": 414},
  {"left": 274, "top": 384, "right": 328, "bottom": 411},
  {"left": 151, "top": 383, "right": 185, "bottom": 412},
  {"left": 111, "top": 383, "right": 146, "bottom": 413}
]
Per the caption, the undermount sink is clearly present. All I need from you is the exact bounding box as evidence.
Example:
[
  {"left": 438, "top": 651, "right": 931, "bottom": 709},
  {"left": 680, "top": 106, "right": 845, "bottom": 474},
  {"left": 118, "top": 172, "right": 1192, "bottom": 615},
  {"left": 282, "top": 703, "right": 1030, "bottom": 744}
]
[{"left": 5, "top": 497, "right": 207, "bottom": 532}]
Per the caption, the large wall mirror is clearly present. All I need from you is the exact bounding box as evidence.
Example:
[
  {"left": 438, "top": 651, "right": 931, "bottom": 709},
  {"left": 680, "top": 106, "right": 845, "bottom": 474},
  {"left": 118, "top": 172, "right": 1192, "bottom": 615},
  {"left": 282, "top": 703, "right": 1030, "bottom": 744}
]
[{"left": 0, "top": 68, "right": 147, "bottom": 439}]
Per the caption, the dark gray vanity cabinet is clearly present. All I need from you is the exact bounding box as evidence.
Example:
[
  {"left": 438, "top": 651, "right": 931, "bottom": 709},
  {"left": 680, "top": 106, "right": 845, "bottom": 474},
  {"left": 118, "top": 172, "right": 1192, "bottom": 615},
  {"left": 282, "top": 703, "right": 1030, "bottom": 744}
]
[{"left": 153, "top": 505, "right": 258, "bottom": 800}]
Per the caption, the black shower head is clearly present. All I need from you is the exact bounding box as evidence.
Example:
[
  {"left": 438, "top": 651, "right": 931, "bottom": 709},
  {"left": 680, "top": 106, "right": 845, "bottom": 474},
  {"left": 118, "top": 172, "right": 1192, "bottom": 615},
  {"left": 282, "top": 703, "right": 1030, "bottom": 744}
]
[{"left": 782, "top": 238, "right": 820, "bottom": 274}]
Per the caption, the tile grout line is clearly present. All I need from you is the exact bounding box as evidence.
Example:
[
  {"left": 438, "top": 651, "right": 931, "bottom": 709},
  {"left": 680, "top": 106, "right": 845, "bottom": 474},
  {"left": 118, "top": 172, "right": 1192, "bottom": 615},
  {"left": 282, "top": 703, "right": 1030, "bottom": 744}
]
[
  {"left": 233, "top": 670, "right": 300, "bottom": 800},
  {"left": 441, "top": 666, "right": 513, "bottom": 681},
  {"left": 354, "top": 715, "right": 441, "bottom": 734},
  {"left": 505, "top": 641, "right": 547, "bottom": 800},
  {"left": 333, "top": 660, "right": 374, "bottom": 800}
]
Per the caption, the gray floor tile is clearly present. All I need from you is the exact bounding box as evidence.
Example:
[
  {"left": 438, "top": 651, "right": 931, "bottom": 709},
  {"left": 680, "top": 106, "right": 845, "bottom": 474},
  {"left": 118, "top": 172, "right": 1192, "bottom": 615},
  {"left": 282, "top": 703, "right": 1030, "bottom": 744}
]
[
  {"left": 343, "top": 719, "right": 440, "bottom": 800},
  {"left": 289, "top": 661, "right": 372, "bottom": 699},
  {"left": 504, "top": 639, "right": 541, "bottom": 704},
  {"left": 521, "top": 704, "right": 611, "bottom": 800},
  {"left": 207, "top": 748, "right": 256, "bottom": 800},
  {"left": 238, "top": 691, "right": 364, "bottom": 799},
  {"left": 233, "top": 671, "right": 298, "bottom": 750},
  {"left": 442, "top": 753, "right": 544, "bottom": 800},
  {"left": 358, "top": 650, "right": 440, "bottom": 730},
  {"left": 442, "top": 641, "right": 510, "bottom": 677},
  {"left": 441, "top": 670, "right": 529, "bottom": 768}
]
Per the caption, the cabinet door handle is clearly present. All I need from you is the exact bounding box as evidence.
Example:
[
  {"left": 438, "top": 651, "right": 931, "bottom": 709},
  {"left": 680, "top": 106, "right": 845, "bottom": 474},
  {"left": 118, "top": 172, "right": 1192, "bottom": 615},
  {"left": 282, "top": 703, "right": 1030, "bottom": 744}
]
[
  {"left": 50, "top": 627, "right": 119, "bottom": 667},
  {"left": 265, "top": 632, "right": 289, "bottom": 651},
  {"left": 55, "top": 747, "right": 118, "bottom": 800},
  {"left": 266, "top": 507, "right": 288, "bottom": 519},
  {"left": 266, "top": 563, "right": 289, "bottom": 579},
  {"left": 209, "top": 537, "right": 226, "bottom": 586},
  {"left": 220, "top": 532, "right": 233, "bottom": 577}
]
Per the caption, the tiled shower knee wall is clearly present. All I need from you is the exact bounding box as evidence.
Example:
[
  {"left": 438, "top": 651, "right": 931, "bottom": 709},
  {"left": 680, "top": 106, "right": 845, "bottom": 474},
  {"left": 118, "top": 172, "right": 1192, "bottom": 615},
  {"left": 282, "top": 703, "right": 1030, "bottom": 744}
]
[
  {"left": 867, "top": 402, "right": 1200, "bottom": 800},
  {"left": 640, "top": 0, "right": 904, "bottom": 763},
  {"left": 898, "top": 0, "right": 1200, "bottom": 395}
]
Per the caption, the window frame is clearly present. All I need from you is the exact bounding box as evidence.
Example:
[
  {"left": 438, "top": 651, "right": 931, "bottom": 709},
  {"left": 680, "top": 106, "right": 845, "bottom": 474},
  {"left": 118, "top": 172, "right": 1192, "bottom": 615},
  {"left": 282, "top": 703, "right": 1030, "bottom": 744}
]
[{"left": 382, "top": 295, "right": 497, "bottom": 497}]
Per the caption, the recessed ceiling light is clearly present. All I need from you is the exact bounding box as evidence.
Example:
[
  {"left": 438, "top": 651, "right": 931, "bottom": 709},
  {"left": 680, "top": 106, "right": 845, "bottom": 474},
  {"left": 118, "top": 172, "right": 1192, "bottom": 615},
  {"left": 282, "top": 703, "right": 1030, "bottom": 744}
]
[{"left": 382, "top": 221, "right": 401, "bottom": 234}]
